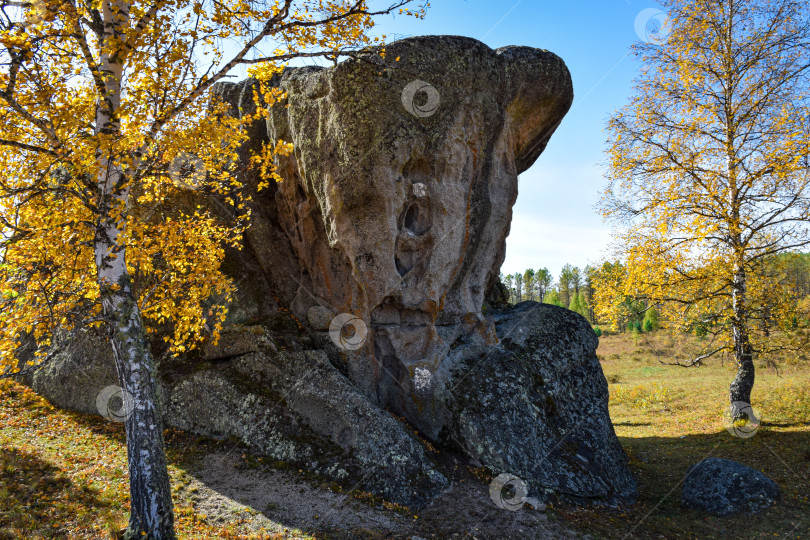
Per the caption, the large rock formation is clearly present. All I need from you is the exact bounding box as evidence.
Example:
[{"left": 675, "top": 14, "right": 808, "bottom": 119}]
[
  {"left": 27, "top": 36, "right": 639, "bottom": 508},
  {"left": 216, "top": 35, "right": 573, "bottom": 433}
]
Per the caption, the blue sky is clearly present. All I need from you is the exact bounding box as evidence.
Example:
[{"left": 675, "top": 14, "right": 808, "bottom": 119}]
[{"left": 367, "top": 0, "right": 665, "bottom": 279}]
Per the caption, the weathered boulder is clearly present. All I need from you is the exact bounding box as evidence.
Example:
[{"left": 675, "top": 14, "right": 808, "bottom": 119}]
[
  {"left": 27, "top": 329, "right": 118, "bottom": 417},
  {"left": 681, "top": 458, "right": 781, "bottom": 516},
  {"left": 167, "top": 349, "right": 449, "bottom": 507},
  {"left": 436, "top": 302, "right": 638, "bottom": 505},
  {"left": 29, "top": 327, "right": 448, "bottom": 508},
  {"left": 213, "top": 35, "right": 574, "bottom": 420}
]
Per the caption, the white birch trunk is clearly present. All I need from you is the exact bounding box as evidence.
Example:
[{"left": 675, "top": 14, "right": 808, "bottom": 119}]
[{"left": 93, "top": 1, "right": 176, "bottom": 537}]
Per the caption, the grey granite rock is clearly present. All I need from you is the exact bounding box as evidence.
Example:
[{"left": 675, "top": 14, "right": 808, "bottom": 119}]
[
  {"left": 229, "top": 350, "right": 448, "bottom": 506},
  {"left": 213, "top": 35, "right": 574, "bottom": 419},
  {"left": 31, "top": 336, "right": 448, "bottom": 508},
  {"left": 306, "top": 306, "right": 336, "bottom": 331},
  {"left": 436, "top": 302, "right": 639, "bottom": 506},
  {"left": 29, "top": 329, "right": 118, "bottom": 417},
  {"left": 681, "top": 458, "right": 781, "bottom": 516}
]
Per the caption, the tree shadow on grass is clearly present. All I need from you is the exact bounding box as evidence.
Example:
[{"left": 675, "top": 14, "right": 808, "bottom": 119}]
[
  {"left": 51, "top": 397, "right": 810, "bottom": 539},
  {"left": 557, "top": 429, "right": 810, "bottom": 539},
  {"left": 0, "top": 446, "right": 112, "bottom": 539},
  {"left": 764, "top": 421, "right": 810, "bottom": 428}
]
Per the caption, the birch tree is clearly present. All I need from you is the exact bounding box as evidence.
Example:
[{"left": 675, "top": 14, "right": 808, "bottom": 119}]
[
  {"left": 0, "top": 0, "right": 423, "bottom": 537},
  {"left": 513, "top": 271, "right": 523, "bottom": 302},
  {"left": 602, "top": 0, "right": 810, "bottom": 415},
  {"left": 535, "top": 266, "right": 552, "bottom": 301},
  {"left": 522, "top": 268, "right": 536, "bottom": 301}
]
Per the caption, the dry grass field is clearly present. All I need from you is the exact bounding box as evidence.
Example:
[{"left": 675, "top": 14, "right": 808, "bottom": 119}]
[
  {"left": 0, "top": 330, "right": 807, "bottom": 539},
  {"left": 564, "top": 331, "right": 810, "bottom": 539}
]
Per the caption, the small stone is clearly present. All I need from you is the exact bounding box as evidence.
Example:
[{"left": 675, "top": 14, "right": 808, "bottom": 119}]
[{"left": 681, "top": 457, "right": 781, "bottom": 516}]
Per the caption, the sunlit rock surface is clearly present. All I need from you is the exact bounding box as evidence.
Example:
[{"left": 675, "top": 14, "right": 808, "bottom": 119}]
[
  {"left": 216, "top": 35, "right": 573, "bottom": 429},
  {"left": 29, "top": 36, "right": 640, "bottom": 508}
]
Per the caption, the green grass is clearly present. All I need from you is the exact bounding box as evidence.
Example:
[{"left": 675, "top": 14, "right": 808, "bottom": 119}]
[{"left": 556, "top": 331, "right": 810, "bottom": 539}]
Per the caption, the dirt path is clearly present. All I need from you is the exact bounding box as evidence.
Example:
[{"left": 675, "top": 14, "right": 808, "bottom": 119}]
[{"left": 179, "top": 451, "right": 584, "bottom": 539}]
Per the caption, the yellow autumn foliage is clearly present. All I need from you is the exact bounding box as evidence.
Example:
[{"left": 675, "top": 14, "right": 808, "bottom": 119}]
[
  {"left": 0, "top": 0, "right": 425, "bottom": 367},
  {"left": 599, "top": 0, "right": 810, "bottom": 369}
]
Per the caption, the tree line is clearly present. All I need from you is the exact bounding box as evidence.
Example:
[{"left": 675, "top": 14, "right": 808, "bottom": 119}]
[
  {"left": 502, "top": 252, "right": 810, "bottom": 335},
  {"left": 501, "top": 264, "right": 596, "bottom": 324}
]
